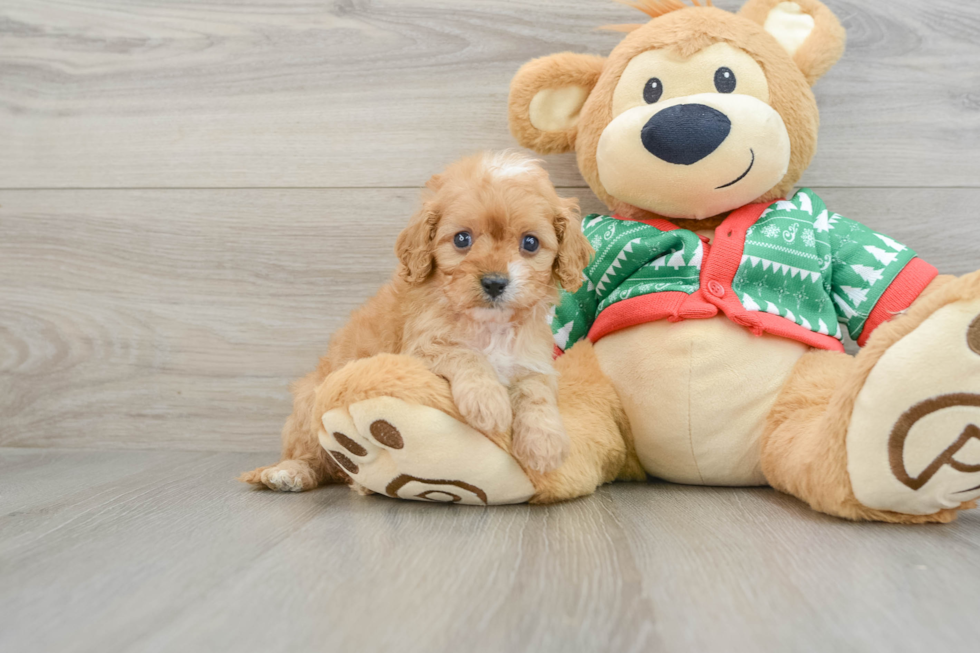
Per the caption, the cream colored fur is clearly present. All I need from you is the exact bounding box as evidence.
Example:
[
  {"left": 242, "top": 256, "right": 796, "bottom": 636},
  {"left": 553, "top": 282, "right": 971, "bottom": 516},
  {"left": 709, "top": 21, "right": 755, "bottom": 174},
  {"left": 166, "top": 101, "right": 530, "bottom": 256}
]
[
  {"left": 241, "top": 151, "right": 592, "bottom": 489},
  {"left": 596, "top": 318, "right": 807, "bottom": 486}
]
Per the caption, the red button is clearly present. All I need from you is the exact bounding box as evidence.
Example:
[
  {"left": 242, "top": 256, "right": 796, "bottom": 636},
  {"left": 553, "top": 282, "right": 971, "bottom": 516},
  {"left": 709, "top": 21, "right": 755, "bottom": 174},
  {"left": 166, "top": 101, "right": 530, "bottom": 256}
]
[{"left": 707, "top": 281, "right": 725, "bottom": 298}]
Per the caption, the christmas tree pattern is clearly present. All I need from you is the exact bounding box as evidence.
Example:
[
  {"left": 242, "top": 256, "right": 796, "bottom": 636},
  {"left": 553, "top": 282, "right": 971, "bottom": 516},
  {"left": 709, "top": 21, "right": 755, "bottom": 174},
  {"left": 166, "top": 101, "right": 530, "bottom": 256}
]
[
  {"left": 552, "top": 190, "right": 919, "bottom": 350},
  {"left": 733, "top": 188, "right": 917, "bottom": 341},
  {"left": 552, "top": 215, "right": 703, "bottom": 349}
]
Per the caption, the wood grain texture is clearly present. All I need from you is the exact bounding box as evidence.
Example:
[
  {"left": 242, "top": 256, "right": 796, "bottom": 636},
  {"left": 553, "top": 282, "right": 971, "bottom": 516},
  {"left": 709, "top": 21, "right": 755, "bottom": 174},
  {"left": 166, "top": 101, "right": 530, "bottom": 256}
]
[
  {"left": 2, "top": 0, "right": 980, "bottom": 189},
  {"left": 2, "top": 187, "right": 978, "bottom": 451},
  {"left": 0, "top": 448, "right": 978, "bottom": 653},
  {"left": 4, "top": 3, "right": 980, "bottom": 649}
]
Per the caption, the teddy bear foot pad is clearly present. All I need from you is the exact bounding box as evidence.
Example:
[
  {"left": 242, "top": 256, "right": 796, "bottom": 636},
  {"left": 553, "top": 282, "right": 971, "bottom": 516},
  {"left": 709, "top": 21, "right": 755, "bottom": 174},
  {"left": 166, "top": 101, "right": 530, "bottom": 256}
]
[
  {"left": 319, "top": 397, "right": 535, "bottom": 505},
  {"left": 847, "top": 298, "right": 980, "bottom": 515}
]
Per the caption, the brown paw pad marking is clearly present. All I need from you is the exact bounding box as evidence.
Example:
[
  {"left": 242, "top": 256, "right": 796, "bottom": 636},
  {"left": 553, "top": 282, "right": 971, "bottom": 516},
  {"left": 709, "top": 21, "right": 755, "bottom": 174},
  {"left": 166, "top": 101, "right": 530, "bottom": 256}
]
[
  {"left": 968, "top": 315, "right": 980, "bottom": 356},
  {"left": 889, "top": 393, "right": 980, "bottom": 491},
  {"left": 386, "top": 474, "right": 488, "bottom": 505},
  {"left": 328, "top": 450, "right": 359, "bottom": 474},
  {"left": 369, "top": 420, "right": 404, "bottom": 449},
  {"left": 417, "top": 490, "right": 462, "bottom": 503},
  {"left": 333, "top": 432, "right": 367, "bottom": 457}
]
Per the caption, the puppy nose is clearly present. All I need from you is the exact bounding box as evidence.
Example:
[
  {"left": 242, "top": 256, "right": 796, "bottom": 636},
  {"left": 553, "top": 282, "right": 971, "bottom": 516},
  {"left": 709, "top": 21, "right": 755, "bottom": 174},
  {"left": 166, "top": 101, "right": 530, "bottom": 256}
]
[
  {"left": 641, "top": 104, "right": 731, "bottom": 165},
  {"left": 481, "top": 274, "right": 509, "bottom": 299}
]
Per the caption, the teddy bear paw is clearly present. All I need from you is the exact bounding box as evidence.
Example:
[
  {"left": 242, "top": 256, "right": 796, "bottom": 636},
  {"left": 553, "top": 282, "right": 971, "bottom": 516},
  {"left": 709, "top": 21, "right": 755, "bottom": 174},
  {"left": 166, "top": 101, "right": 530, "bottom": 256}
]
[
  {"left": 319, "top": 397, "right": 535, "bottom": 505},
  {"left": 847, "top": 297, "right": 980, "bottom": 515}
]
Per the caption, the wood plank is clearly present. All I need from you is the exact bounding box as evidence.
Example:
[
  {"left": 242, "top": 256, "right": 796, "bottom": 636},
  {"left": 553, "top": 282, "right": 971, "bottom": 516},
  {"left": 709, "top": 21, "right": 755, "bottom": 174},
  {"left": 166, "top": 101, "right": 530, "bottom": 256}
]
[
  {"left": 0, "top": 448, "right": 234, "bottom": 556},
  {"left": 2, "top": 186, "right": 977, "bottom": 450},
  {"left": 0, "top": 449, "right": 977, "bottom": 652},
  {"left": 2, "top": 0, "right": 979, "bottom": 189},
  {"left": 0, "top": 187, "right": 419, "bottom": 451},
  {"left": 608, "top": 483, "right": 980, "bottom": 652},
  {"left": 0, "top": 449, "right": 329, "bottom": 653}
]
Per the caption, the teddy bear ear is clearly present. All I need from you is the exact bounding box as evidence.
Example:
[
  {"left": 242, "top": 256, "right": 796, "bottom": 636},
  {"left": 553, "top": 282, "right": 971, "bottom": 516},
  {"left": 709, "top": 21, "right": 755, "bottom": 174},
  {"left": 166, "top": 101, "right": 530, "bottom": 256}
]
[
  {"left": 509, "top": 53, "right": 606, "bottom": 154},
  {"left": 739, "top": 0, "right": 846, "bottom": 85}
]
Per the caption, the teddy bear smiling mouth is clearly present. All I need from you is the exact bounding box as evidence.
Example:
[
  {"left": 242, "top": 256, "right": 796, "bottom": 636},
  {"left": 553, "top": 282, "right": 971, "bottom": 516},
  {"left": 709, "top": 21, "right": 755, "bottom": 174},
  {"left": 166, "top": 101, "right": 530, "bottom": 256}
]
[{"left": 715, "top": 148, "right": 755, "bottom": 190}]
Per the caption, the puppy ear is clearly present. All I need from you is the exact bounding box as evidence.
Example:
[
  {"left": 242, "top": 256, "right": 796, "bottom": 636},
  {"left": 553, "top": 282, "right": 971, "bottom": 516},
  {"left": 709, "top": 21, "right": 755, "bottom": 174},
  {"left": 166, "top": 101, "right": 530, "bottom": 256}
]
[
  {"left": 509, "top": 53, "right": 606, "bottom": 154},
  {"left": 552, "top": 197, "right": 593, "bottom": 293},
  {"left": 425, "top": 173, "right": 444, "bottom": 192},
  {"left": 395, "top": 200, "right": 440, "bottom": 285},
  {"left": 739, "top": 0, "right": 845, "bottom": 85}
]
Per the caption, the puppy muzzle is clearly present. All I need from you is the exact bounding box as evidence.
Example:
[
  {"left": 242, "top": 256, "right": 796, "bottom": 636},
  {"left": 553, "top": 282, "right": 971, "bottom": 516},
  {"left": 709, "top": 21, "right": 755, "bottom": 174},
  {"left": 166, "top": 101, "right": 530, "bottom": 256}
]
[{"left": 480, "top": 274, "right": 509, "bottom": 300}]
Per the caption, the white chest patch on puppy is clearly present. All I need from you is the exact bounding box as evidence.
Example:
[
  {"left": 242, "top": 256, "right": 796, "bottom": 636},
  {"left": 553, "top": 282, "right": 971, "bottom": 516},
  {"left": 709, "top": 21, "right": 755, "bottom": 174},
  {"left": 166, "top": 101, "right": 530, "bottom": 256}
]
[
  {"left": 464, "top": 313, "right": 521, "bottom": 384},
  {"left": 464, "top": 308, "right": 554, "bottom": 385},
  {"left": 476, "top": 320, "right": 521, "bottom": 384}
]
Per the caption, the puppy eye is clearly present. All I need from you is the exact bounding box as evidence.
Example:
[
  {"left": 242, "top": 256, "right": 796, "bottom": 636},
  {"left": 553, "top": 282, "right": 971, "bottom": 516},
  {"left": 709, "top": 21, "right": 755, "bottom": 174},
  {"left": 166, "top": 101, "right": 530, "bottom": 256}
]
[
  {"left": 644, "top": 77, "right": 663, "bottom": 104},
  {"left": 714, "top": 67, "right": 736, "bottom": 93},
  {"left": 521, "top": 235, "right": 540, "bottom": 253},
  {"left": 453, "top": 231, "right": 472, "bottom": 250}
]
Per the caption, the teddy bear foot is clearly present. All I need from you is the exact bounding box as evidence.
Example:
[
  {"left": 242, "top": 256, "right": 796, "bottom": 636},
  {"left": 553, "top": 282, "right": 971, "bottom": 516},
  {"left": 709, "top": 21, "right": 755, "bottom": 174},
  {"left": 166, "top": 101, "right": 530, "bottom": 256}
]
[
  {"left": 318, "top": 397, "right": 535, "bottom": 505},
  {"left": 847, "top": 297, "right": 980, "bottom": 515}
]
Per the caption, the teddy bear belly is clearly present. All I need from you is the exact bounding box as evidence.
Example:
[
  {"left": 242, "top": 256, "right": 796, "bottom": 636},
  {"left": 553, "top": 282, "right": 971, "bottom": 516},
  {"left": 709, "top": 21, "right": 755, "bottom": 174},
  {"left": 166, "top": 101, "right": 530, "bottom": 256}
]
[{"left": 593, "top": 317, "right": 809, "bottom": 486}]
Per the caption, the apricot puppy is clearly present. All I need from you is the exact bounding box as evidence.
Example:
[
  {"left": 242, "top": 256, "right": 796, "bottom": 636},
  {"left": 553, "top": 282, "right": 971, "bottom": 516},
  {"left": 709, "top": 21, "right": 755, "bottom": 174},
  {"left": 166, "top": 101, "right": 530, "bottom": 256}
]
[{"left": 242, "top": 151, "right": 593, "bottom": 490}]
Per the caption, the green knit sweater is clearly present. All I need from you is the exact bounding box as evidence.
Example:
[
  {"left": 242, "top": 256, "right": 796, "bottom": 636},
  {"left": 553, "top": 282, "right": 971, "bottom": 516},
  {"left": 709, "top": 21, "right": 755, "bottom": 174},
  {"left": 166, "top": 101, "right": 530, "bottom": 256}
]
[{"left": 551, "top": 189, "right": 937, "bottom": 353}]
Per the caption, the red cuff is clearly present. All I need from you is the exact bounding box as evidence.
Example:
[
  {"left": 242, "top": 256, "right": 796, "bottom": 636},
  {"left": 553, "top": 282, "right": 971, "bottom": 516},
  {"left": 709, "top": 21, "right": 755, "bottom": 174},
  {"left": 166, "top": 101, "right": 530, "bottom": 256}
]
[
  {"left": 857, "top": 258, "right": 938, "bottom": 347},
  {"left": 586, "top": 291, "right": 695, "bottom": 343}
]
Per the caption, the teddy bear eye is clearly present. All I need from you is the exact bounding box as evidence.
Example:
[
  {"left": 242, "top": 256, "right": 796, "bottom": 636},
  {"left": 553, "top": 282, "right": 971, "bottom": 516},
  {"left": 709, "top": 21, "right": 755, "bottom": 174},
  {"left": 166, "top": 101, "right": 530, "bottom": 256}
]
[
  {"left": 453, "top": 231, "right": 472, "bottom": 249},
  {"left": 643, "top": 77, "right": 663, "bottom": 104},
  {"left": 714, "top": 67, "right": 736, "bottom": 93}
]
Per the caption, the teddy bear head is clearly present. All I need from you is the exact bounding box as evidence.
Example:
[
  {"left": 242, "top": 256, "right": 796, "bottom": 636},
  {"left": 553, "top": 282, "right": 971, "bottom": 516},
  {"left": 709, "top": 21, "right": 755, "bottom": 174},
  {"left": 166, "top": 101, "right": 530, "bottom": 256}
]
[{"left": 509, "top": 0, "right": 846, "bottom": 223}]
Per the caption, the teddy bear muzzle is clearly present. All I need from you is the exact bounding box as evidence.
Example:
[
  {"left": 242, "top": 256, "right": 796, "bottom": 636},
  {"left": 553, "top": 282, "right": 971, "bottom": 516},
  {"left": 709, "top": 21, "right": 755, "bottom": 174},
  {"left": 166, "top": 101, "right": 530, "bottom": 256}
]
[{"left": 596, "top": 93, "right": 791, "bottom": 220}]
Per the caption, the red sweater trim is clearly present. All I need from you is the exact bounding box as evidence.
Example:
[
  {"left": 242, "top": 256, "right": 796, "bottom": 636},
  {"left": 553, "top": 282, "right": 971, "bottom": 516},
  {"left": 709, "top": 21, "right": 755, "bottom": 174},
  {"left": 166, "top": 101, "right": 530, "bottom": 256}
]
[
  {"left": 587, "top": 291, "right": 698, "bottom": 343},
  {"left": 740, "top": 310, "right": 846, "bottom": 351},
  {"left": 578, "top": 203, "right": 929, "bottom": 353},
  {"left": 698, "top": 201, "right": 847, "bottom": 352},
  {"left": 856, "top": 257, "right": 938, "bottom": 347},
  {"left": 583, "top": 202, "right": 845, "bottom": 351}
]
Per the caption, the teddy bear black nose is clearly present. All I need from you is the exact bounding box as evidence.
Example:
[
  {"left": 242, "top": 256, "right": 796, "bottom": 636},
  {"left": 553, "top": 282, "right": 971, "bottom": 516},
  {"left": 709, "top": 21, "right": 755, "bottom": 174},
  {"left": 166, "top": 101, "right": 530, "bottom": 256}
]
[
  {"left": 481, "top": 274, "right": 509, "bottom": 299},
  {"left": 641, "top": 104, "right": 732, "bottom": 165}
]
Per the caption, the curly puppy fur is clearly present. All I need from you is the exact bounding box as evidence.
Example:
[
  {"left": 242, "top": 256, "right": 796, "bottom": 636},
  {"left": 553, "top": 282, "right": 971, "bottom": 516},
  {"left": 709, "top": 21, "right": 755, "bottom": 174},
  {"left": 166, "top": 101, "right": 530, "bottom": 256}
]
[{"left": 240, "top": 151, "right": 593, "bottom": 490}]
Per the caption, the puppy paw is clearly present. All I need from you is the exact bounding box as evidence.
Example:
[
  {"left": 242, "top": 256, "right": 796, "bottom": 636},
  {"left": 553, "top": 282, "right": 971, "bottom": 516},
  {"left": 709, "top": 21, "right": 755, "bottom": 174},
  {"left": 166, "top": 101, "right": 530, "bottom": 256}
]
[
  {"left": 452, "top": 378, "right": 513, "bottom": 437},
  {"left": 512, "top": 405, "right": 570, "bottom": 473},
  {"left": 254, "top": 461, "right": 318, "bottom": 492}
]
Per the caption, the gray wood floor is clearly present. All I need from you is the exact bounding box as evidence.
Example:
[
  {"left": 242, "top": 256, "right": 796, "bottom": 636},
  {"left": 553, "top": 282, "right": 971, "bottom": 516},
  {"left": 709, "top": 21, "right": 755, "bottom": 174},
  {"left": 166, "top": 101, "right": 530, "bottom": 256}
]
[
  {"left": 3, "top": 0, "right": 980, "bottom": 651},
  {"left": 1, "top": 448, "right": 978, "bottom": 653}
]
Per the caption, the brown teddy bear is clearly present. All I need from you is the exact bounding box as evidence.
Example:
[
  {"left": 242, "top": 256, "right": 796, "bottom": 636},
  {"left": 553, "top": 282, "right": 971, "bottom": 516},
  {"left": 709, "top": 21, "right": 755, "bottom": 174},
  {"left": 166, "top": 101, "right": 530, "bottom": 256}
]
[{"left": 261, "top": 0, "right": 980, "bottom": 523}]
